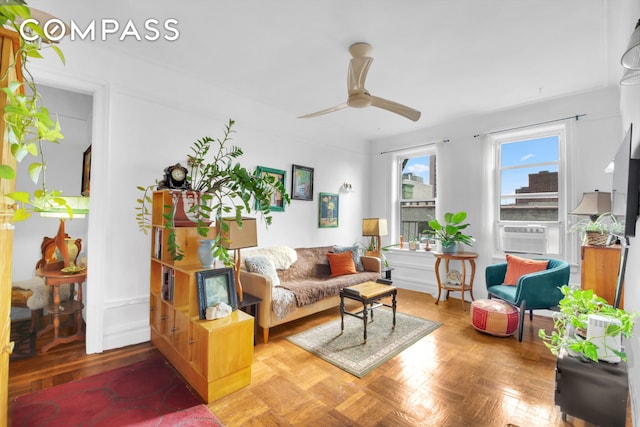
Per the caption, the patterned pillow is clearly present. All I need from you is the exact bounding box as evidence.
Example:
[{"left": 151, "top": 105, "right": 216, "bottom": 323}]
[
  {"left": 333, "top": 245, "right": 363, "bottom": 272},
  {"left": 245, "top": 256, "right": 280, "bottom": 286}
]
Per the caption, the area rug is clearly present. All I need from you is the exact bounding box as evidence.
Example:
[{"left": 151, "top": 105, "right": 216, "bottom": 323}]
[
  {"left": 11, "top": 357, "right": 225, "bottom": 427},
  {"left": 10, "top": 320, "right": 36, "bottom": 361},
  {"left": 287, "top": 307, "right": 441, "bottom": 378}
]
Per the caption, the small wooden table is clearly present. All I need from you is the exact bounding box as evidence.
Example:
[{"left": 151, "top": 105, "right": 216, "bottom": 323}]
[
  {"left": 340, "top": 280, "right": 397, "bottom": 343},
  {"left": 238, "top": 292, "right": 261, "bottom": 345},
  {"left": 36, "top": 268, "right": 86, "bottom": 353},
  {"left": 433, "top": 251, "right": 478, "bottom": 311}
]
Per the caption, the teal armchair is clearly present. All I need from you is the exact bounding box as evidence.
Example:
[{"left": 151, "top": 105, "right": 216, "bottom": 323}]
[{"left": 485, "top": 258, "right": 570, "bottom": 341}]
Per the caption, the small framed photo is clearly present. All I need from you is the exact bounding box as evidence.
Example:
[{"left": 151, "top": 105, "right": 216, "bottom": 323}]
[
  {"left": 291, "top": 164, "right": 314, "bottom": 201},
  {"left": 81, "top": 145, "right": 91, "bottom": 196},
  {"left": 256, "top": 166, "right": 286, "bottom": 211},
  {"left": 318, "top": 192, "right": 339, "bottom": 228},
  {"left": 196, "top": 268, "right": 238, "bottom": 320}
]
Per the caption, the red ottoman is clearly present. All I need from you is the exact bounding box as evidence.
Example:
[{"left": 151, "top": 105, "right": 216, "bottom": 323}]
[{"left": 470, "top": 299, "right": 519, "bottom": 337}]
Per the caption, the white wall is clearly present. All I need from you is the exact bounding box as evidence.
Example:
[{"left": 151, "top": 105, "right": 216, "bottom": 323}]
[{"left": 23, "top": 38, "right": 373, "bottom": 353}]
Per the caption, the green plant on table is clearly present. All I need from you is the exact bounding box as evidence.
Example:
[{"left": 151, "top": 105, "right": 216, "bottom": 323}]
[
  {"left": 538, "top": 285, "right": 636, "bottom": 362},
  {"left": 424, "top": 211, "right": 474, "bottom": 249},
  {"left": 136, "top": 119, "right": 290, "bottom": 264}
]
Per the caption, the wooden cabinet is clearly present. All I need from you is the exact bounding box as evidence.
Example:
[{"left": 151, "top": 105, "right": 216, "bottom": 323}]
[
  {"left": 149, "top": 190, "right": 253, "bottom": 402},
  {"left": 580, "top": 244, "right": 623, "bottom": 308}
]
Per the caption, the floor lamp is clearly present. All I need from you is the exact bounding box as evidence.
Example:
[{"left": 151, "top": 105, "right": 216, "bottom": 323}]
[
  {"left": 362, "top": 218, "right": 388, "bottom": 257},
  {"left": 220, "top": 217, "right": 257, "bottom": 302}
]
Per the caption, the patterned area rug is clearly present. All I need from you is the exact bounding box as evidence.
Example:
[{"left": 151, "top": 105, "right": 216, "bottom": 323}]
[
  {"left": 10, "top": 320, "right": 36, "bottom": 361},
  {"left": 11, "top": 357, "right": 225, "bottom": 426},
  {"left": 287, "top": 307, "right": 441, "bottom": 378}
]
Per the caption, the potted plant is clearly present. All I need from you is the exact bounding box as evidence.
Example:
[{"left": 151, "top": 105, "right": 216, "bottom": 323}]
[
  {"left": 0, "top": 5, "right": 69, "bottom": 220},
  {"left": 570, "top": 212, "right": 619, "bottom": 246},
  {"left": 538, "top": 285, "right": 636, "bottom": 362},
  {"left": 424, "top": 211, "right": 474, "bottom": 253},
  {"left": 136, "top": 119, "right": 289, "bottom": 265}
]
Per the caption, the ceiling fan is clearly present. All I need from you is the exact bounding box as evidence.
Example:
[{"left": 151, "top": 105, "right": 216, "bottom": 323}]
[{"left": 298, "top": 42, "right": 421, "bottom": 122}]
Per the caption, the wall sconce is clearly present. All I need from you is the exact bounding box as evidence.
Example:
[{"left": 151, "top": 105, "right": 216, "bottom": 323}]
[{"left": 340, "top": 181, "right": 354, "bottom": 193}]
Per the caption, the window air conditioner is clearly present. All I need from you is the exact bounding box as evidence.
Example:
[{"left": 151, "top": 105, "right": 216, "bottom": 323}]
[
  {"left": 501, "top": 225, "right": 548, "bottom": 255},
  {"left": 586, "top": 314, "right": 622, "bottom": 363}
]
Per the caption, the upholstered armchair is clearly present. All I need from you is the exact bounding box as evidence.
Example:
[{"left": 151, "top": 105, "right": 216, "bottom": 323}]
[{"left": 485, "top": 258, "right": 570, "bottom": 341}]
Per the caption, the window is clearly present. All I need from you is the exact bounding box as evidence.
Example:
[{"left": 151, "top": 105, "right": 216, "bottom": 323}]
[
  {"left": 494, "top": 126, "right": 565, "bottom": 255},
  {"left": 399, "top": 152, "right": 436, "bottom": 243}
]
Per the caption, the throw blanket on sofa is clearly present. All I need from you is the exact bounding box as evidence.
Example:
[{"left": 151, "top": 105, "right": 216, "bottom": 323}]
[{"left": 279, "top": 272, "right": 380, "bottom": 307}]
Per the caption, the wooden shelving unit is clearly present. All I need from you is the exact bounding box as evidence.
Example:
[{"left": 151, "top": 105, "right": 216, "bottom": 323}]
[{"left": 149, "top": 190, "right": 253, "bottom": 402}]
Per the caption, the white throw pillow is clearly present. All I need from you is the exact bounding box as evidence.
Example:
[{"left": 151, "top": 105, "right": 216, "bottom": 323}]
[{"left": 245, "top": 256, "right": 280, "bottom": 286}]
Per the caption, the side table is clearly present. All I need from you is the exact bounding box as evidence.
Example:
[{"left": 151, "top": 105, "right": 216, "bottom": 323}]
[
  {"left": 340, "top": 280, "right": 397, "bottom": 343},
  {"left": 433, "top": 251, "right": 478, "bottom": 311},
  {"left": 238, "top": 292, "right": 261, "bottom": 345},
  {"left": 36, "top": 268, "right": 86, "bottom": 353}
]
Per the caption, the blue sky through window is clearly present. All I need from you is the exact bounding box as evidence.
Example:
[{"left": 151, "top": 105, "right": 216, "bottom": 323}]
[
  {"left": 403, "top": 155, "right": 432, "bottom": 183},
  {"left": 501, "top": 136, "right": 559, "bottom": 196}
]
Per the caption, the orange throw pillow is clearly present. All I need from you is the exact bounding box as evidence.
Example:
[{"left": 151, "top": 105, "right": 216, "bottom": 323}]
[
  {"left": 503, "top": 254, "right": 549, "bottom": 286},
  {"left": 327, "top": 251, "right": 357, "bottom": 277}
]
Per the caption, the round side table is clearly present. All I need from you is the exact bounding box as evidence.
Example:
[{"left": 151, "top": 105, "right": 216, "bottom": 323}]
[{"left": 433, "top": 251, "right": 478, "bottom": 311}]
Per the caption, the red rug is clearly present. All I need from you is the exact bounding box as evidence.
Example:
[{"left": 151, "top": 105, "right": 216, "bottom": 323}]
[{"left": 11, "top": 357, "right": 225, "bottom": 426}]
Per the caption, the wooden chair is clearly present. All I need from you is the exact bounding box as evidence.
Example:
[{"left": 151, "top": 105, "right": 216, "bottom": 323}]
[{"left": 11, "top": 235, "right": 81, "bottom": 332}]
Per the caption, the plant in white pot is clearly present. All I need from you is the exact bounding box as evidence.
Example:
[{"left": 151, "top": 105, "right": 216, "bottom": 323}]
[
  {"left": 136, "top": 119, "right": 289, "bottom": 264},
  {"left": 424, "top": 211, "right": 474, "bottom": 253},
  {"left": 538, "top": 285, "right": 636, "bottom": 362}
]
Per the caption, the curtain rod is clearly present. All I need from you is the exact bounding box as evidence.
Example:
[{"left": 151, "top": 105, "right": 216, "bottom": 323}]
[
  {"left": 379, "top": 139, "right": 449, "bottom": 155},
  {"left": 474, "top": 114, "right": 586, "bottom": 137}
]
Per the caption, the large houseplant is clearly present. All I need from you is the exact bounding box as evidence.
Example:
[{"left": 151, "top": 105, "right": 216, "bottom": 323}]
[
  {"left": 0, "top": 4, "right": 69, "bottom": 220},
  {"left": 136, "top": 119, "right": 289, "bottom": 265},
  {"left": 424, "top": 211, "right": 474, "bottom": 252},
  {"left": 538, "top": 285, "right": 636, "bottom": 362}
]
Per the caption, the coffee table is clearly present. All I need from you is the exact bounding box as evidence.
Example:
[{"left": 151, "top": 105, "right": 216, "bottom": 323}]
[{"left": 340, "top": 280, "right": 397, "bottom": 343}]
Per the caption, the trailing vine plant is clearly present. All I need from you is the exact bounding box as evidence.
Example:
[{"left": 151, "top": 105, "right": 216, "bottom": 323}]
[{"left": 0, "top": 2, "right": 68, "bottom": 220}]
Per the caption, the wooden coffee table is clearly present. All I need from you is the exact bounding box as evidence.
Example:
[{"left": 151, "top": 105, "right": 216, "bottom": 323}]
[{"left": 339, "top": 280, "right": 397, "bottom": 343}]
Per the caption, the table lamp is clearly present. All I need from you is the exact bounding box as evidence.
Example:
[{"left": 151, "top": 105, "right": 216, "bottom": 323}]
[
  {"left": 569, "top": 191, "right": 611, "bottom": 222},
  {"left": 362, "top": 218, "right": 388, "bottom": 257},
  {"left": 219, "top": 217, "right": 257, "bottom": 302},
  {"left": 38, "top": 196, "right": 89, "bottom": 268}
]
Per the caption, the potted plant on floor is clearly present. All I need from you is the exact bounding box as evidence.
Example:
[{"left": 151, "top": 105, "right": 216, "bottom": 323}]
[
  {"left": 136, "top": 119, "right": 289, "bottom": 264},
  {"left": 424, "top": 211, "right": 474, "bottom": 253},
  {"left": 538, "top": 285, "right": 636, "bottom": 362}
]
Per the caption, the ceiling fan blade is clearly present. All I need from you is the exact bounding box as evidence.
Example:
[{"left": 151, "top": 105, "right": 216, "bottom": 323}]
[
  {"left": 347, "top": 57, "right": 373, "bottom": 94},
  {"left": 371, "top": 96, "right": 421, "bottom": 122},
  {"left": 298, "top": 103, "right": 349, "bottom": 119}
]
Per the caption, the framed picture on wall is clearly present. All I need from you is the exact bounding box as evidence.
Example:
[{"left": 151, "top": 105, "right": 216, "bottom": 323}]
[
  {"left": 195, "top": 267, "right": 238, "bottom": 320},
  {"left": 318, "top": 192, "right": 339, "bottom": 228},
  {"left": 256, "top": 166, "right": 286, "bottom": 211},
  {"left": 291, "top": 164, "right": 314, "bottom": 201},
  {"left": 81, "top": 145, "right": 91, "bottom": 196}
]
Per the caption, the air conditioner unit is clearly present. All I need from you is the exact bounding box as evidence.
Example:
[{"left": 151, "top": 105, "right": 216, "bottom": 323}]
[
  {"left": 501, "top": 225, "right": 547, "bottom": 254},
  {"left": 586, "top": 314, "right": 622, "bottom": 363}
]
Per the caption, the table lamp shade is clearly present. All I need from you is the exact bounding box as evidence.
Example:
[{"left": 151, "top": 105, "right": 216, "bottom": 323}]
[
  {"left": 219, "top": 217, "right": 258, "bottom": 249},
  {"left": 362, "top": 218, "right": 388, "bottom": 236},
  {"left": 569, "top": 192, "right": 611, "bottom": 220}
]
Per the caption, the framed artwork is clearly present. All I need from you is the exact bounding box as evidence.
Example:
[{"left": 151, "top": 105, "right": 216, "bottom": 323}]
[
  {"left": 196, "top": 267, "right": 238, "bottom": 320},
  {"left": 81, "top": 145, "right": 91, "bottom": 196},
  {"left": 256, "top": 166, "right": 286, "bottom": 211},
  {"left": 318, "top": 192, "right": 339, "bottom": 228},
  {"left": 291, "top": 164, "right": 314, "bottom": 201}
]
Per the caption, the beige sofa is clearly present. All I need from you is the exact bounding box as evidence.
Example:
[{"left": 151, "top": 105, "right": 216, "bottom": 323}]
[{"left": 240, "top": 246, "right": 381, "bottom": 343}]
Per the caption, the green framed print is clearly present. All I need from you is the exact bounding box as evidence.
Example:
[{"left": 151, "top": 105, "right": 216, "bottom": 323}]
[
  {"left": 318, "top": 192, "right": 339, "bottom": 228},
  {"left": 256, "top": 166, "right": 286, "bottom": 211}
]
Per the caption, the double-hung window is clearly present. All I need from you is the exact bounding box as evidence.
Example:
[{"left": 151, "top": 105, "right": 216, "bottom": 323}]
[
  {"left": 494, "top": 125, "right": 565, "bottom": 256},
  {"left": 398, "top": 151, "right": 437, "bottom": 243}
]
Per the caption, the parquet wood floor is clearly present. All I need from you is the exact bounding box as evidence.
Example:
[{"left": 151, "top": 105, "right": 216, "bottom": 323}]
[{"left": 8, "top": 289, "right": 629, "bottom": 426}]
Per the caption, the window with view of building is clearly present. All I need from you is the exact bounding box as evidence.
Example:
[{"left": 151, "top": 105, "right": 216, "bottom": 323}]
[
  {"left": 399, "top": 153, "right": 436, "bottom": 243},
  {"left": 494, "top": 126, "right": 565, "bottom": 255}
]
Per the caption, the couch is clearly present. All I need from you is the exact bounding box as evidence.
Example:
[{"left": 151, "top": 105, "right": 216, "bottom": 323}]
[{"left": 240, "top": 246, "right": 381, "bottom": 343}]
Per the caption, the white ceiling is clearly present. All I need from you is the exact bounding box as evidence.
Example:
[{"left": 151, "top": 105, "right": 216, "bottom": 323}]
[{"left": 29, "top": 0, "right": 632, "bottom": 142}]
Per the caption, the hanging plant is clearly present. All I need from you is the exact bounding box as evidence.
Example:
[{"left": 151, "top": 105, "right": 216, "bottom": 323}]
[{"left": 0, "top": 3, "right": 68, "bottom": 220}]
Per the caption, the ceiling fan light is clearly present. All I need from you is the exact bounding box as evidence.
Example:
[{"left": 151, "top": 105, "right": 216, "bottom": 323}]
[
  {"left": 621, "top": 68, "right": 640, "bottom": 85},
  {"left": 621, "top": 19, "right": 640, "bottom": 70}
]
